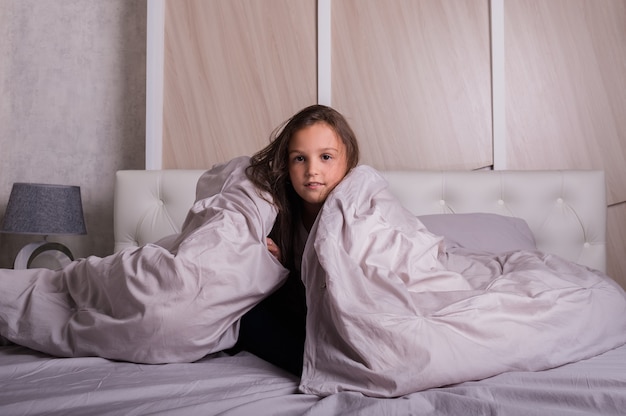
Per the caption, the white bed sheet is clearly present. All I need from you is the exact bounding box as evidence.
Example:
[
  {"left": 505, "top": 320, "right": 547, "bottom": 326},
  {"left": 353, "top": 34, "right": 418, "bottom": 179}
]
[{"left": 1, "top": 343, "right": 626, "bottom": 416}]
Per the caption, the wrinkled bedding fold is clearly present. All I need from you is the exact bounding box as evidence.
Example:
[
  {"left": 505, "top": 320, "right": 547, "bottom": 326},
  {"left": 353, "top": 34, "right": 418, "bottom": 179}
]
[
  {"left": 0, "top": 157, "right": 288, "bottom": 363},
  {"left": 299, "top": 165, "right": 626, "bottom": 397}
]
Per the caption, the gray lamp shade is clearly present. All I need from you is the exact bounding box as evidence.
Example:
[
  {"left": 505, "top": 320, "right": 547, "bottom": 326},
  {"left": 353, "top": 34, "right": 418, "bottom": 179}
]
[{"left": 1, "top": 183, "right": 87, "bottom": 236}]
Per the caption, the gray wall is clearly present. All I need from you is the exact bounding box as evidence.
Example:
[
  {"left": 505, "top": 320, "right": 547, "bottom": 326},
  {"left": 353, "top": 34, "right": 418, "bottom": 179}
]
[{"left": 0, "top": 0, "right": 147, "bottom": 267}]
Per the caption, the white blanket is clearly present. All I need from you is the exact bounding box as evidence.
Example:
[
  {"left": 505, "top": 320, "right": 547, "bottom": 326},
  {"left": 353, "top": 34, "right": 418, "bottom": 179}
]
[
  {"left": 0, "top": 157, "right": 288, "bottom": 363},
  {"left": 1, "top": 159, "right": 626, "bottom": 399},
  {"left": 298, "top": 165, "right": 626, "bottom": 397}
]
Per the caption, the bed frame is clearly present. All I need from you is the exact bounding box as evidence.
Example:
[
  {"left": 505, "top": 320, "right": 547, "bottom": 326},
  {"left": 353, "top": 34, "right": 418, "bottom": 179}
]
[{"left": 114, "top": 168, "right": 607, "bottom": 272}]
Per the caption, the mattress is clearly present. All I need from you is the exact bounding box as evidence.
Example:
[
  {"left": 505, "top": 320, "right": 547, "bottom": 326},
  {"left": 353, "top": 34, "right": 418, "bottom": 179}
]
[{"left": 0, "top": 343, "right": 625, "bottom": 415}]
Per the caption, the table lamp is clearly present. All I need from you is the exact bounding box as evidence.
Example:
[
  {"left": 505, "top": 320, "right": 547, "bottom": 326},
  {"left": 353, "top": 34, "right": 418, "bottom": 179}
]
[{"left": 1, "top": 183, "right": 87, "bottom": 269}]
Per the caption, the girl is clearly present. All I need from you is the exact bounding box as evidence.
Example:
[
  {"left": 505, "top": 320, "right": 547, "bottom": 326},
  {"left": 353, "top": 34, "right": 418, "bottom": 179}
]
[
  {"left": 248, "top": 104, "right": 360, "bottom": 271},
  {"left": 234, "top": 104, "right": 360, "bottom": 375}
]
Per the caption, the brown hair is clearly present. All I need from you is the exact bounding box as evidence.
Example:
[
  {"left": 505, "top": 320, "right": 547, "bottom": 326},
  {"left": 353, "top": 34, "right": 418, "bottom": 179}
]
[{"left": 246, "top": 104, "right": 360, "bottom": 270}]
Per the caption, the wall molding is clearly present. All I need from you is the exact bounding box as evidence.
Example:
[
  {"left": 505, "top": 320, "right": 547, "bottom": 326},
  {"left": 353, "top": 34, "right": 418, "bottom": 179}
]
[
  {"left": 317, "top": 0, "right": 332, "bottom": 106},
  {"left": 490, "top": 0, "right": 505, "bottom": 169},
  {"left": 146, "top": 0, "right": 164, "bottom": 170}
]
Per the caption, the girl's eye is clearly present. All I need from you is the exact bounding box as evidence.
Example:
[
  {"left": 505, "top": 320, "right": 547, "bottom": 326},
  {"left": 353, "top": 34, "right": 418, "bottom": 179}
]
[
  {"left": 322, "top": 154, "right": 332, "bottom": 161},
  {"left": 294, "top": 155, "right": 305, "bottom": 162}
]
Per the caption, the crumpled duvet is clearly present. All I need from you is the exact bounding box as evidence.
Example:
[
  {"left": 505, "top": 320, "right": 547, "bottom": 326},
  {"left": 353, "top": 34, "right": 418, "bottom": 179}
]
[
  {"left": 0, "top": 156, "right": 288, "bottom": 363},
  {"left": 298, "top": 165, "right": 626, "bottom": 398},
  {"left": 2, "top": 158, "right": 626, "bottom": 399}
]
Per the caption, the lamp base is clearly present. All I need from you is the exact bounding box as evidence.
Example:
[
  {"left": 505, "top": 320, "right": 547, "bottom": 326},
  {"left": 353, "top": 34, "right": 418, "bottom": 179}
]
[{"left": 14, "top": 241, "right": 74, "bottom": 270}]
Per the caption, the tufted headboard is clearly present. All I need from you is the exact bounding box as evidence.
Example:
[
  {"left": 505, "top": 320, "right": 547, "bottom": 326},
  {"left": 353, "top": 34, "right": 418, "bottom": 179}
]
[{"left": 114, "top": 169, "right": 606, "bottom": 273}]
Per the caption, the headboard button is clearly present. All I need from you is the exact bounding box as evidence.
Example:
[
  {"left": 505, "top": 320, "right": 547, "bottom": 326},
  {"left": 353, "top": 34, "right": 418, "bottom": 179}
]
[
  {"left": 497, "top": 199, "right": 504, "bottom": 205},
  {"left": 439, "top": 199, "right": 446, "bottom": 206},
  {"left": 556, "top": 198, "right": 564, "bottom": 204}
]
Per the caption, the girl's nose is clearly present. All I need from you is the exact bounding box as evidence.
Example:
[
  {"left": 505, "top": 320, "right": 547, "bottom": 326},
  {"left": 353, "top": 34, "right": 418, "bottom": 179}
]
[{"left": 305, "top": 161, "right": 319, "bottom": 176}]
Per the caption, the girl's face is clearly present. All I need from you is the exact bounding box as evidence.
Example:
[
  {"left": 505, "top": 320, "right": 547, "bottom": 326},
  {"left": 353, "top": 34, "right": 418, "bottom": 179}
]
[{"left": 288, "top": 122, "right": 349, "bottom": 216}]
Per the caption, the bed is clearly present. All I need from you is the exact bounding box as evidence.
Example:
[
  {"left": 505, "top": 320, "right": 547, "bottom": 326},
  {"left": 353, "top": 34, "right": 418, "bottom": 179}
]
[{"left": 1, "top": 165, "right": 625, "bottom": 415}]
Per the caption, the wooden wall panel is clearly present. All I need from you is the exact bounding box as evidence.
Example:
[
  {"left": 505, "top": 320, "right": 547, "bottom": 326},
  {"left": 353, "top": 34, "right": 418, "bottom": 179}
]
[
  {"left": 159, "top": 0, "right": 626, "bottom": 289},
  {"left": 162, "top": 0, "right": 317, "bottom": 169},
  {"left": 607, "top": 203, "right": 626, "bottom": 289},
  {"left": 504, "top": 0, "right": 626, "bottom": 204},
  {"left": 505, "top": 0, "right": 626, "bottom": 286},
  {"left": 331, "top": 0, "right": 492, "bottom": 170}
]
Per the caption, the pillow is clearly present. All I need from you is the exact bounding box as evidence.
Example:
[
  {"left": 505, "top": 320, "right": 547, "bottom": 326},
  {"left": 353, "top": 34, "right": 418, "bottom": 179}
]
[{"left": 417, "top": 213, "right": 536, "bottom": 254}]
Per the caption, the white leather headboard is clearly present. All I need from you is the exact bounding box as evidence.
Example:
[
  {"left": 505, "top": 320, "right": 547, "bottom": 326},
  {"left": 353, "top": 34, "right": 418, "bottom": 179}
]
[{"left": 114, "top": 169, "right": 607, "bottom": 273}]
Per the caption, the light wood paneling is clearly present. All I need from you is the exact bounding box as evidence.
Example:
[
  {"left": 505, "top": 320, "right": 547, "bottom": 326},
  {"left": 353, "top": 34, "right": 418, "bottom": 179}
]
[
  {"left": 162, "top": 0, "right": 317, "bottom": 169},
  {"left": 607, "top": 203, "right": 626, "bottom": 289},
  {"left": 505, "top": 0, "right": 626, "bottom": 288},
  {"left": 504, "top": 0, "right": 626, "bottom": 205},
  {"left": 331, "top": 0, "right": 493, "bottom": 170},
  {"left": 158, "top": 0, "right": 626, "bottom": 289}
]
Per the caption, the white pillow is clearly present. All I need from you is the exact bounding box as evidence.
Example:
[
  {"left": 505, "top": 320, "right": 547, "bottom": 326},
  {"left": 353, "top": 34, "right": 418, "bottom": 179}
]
[{"left": 417, "top": 213, "right": 536, "bottom": 254}]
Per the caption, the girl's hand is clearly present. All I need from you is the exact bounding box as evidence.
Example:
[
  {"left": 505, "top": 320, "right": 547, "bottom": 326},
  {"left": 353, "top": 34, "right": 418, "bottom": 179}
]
[{"left": 266, "top": 237, "right": 281, "bottom": 262}]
